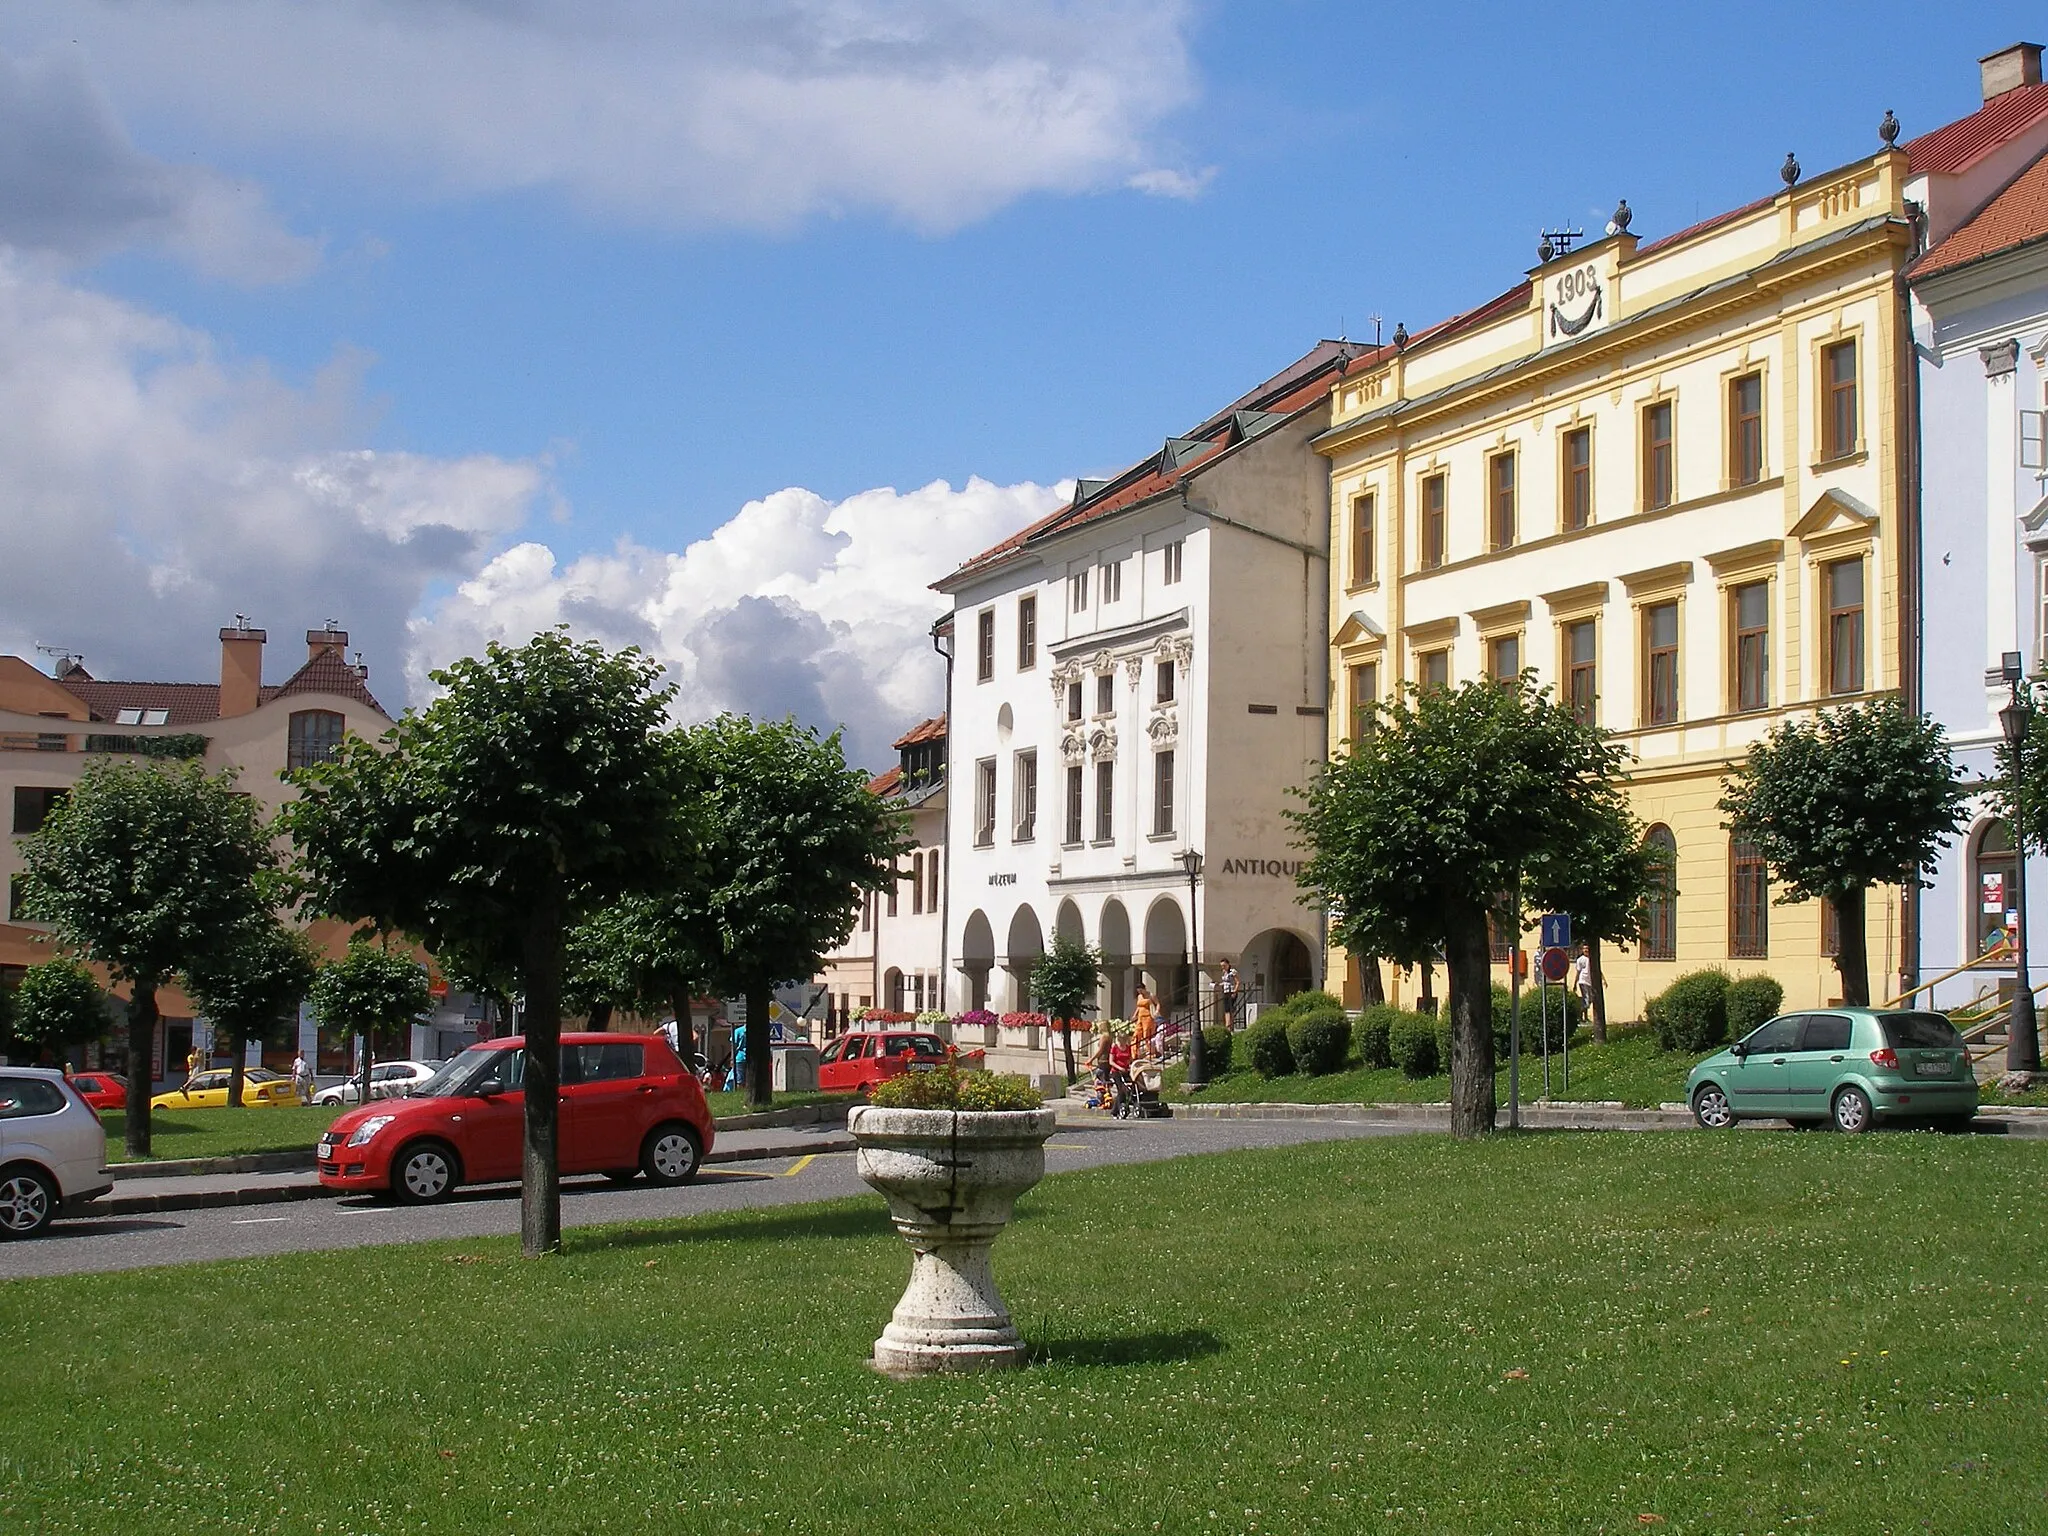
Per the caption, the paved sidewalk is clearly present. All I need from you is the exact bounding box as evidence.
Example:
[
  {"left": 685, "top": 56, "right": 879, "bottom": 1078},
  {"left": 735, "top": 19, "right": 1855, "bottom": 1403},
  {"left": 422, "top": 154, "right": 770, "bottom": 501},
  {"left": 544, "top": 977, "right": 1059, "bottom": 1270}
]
[{"left": 92, "top": 1122, "right": 855, "bottom": 1216}]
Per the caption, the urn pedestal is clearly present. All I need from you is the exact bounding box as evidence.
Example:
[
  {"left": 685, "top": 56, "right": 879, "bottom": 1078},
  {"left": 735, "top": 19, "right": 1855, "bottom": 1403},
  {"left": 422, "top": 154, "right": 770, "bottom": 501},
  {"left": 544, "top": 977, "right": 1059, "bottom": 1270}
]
[{"left": 848, "top": 1105, "right": 1057, "bottom": 1377}]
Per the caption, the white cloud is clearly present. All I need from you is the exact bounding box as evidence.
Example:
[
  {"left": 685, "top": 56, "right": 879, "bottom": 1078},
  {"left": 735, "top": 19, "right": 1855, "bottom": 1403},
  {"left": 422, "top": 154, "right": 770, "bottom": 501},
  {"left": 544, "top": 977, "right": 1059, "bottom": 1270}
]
[
  {"left": 0, "top": 48, "right": 314, "bottom": 282},
  {"left": 0, "top": 257, "right": 543, "bottom": 697},
  {"left": 1125, "top": 165, "right": 1216, "bottom": 200},
  {"left": 11, "top": 1, "right": 1200, "bottom": 234},
  {"left": 410, "top": 477, "right": 1068, "bottom": 767}
]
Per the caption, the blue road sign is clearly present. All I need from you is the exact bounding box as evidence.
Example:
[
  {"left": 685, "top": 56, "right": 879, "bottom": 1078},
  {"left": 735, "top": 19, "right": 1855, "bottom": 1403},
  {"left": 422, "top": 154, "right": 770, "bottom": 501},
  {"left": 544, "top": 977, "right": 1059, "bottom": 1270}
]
[{"left": 1539, "top": 912, "right": 1571, "bottom": 950}]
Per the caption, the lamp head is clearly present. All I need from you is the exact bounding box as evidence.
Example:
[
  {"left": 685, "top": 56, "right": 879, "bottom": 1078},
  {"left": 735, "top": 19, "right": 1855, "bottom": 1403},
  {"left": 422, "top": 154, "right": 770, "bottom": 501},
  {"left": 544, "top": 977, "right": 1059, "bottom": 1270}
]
[
  {"left": 2003, "top": 700, "right": 2029, "bottom": 746},
  {"left": 2003, "top": 650, "right": 2026, "bottom": 685},
  {"left": 1177, "top": 848, "right": 1203, "bottom": 878}
]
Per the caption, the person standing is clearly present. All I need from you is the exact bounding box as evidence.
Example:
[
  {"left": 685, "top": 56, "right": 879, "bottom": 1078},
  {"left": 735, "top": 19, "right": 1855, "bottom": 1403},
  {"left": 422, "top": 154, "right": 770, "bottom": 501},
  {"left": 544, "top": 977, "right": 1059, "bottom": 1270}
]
[
  {"left": 291, "top": 1050, "right": 313, "bottom": 1105},
  {"left": 1217, "top": 960, "right": 1240, "bottom": 1030},
  {"left": 1571, "top": 944, "right": 1593, "bottom": 1016}
]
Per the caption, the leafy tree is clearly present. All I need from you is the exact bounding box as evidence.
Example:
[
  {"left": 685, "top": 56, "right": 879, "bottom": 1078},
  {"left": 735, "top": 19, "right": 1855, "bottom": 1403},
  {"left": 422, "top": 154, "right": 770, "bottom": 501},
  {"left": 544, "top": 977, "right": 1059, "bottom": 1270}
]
[
  {"left": 1527, "top": 805, "right": 1665, "bottom": 1043},
  {"left": 1289, "top": 676, "right": 1632, "bottom": 1137},
  {"left": 185, "top": 921, "right": 319, "bottom": 1108},
  {"left": 565, "top": 893, "right": 715, "bottom": 1054},
  {"left": 1032, "top": 934, "right": 1101, "bottom": 1083},
  {"left": 1719, "top": 698, "right": 1965, "bottom": 1007},
  {"left": 308, "top": 940, "right": 433, "bottom": 1104},
  {"left": 19, "top": 759, "right": 273, "bottom": 1157},
  {"left": 283, "top": 631, "right": 689, "bottom": 1256},
  {"left": 688, "top": 715, "right": 906, "bottom": 1108},
  {"left": 11, "top": 958, "right": 112, "bottom": 1063}
]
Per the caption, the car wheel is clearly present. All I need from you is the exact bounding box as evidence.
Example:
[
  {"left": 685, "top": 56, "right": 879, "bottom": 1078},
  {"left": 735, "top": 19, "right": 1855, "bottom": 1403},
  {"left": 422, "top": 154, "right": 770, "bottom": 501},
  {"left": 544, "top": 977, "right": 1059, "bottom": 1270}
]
[
  {"left": 1691, "top": 1084, "right": 1735, "bottom": 1130},
  {"left": 389, "top": 1140, "right": 460, "bottom": 1205},
  {"left": 0, "top": 1166, "right": 58, "bottom": 1239},
  {"left": 641, "top": 1124, "right": 703, "bottom": 1186},
  {"left": 604, "top": 1169, "right": 640, "bottom": 1185},
  {"left": 1832, "top": 1085, "right": 1874, "bottom": 1135}
]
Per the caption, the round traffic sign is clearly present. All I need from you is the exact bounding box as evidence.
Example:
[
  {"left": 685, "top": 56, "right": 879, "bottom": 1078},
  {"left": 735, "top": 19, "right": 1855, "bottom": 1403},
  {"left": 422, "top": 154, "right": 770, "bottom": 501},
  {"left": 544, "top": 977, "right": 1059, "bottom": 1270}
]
[{"left": 1540, "top": 946, "right": 1570, "bottom": 982}]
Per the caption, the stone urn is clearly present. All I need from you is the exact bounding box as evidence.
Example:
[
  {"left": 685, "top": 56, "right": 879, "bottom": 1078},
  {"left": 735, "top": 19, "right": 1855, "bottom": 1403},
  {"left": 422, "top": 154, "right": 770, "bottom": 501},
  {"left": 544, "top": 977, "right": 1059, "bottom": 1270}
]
[{"left": 848, "top": 1104, "right": 1058, "bottom": 1377}]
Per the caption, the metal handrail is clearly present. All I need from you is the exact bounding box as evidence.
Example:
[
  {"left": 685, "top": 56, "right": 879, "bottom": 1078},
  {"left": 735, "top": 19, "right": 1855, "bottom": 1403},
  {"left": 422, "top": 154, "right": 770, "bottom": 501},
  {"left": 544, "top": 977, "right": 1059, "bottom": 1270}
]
[{"left": 1885, "top": 949, "right": 2021, "bottom": 1010}]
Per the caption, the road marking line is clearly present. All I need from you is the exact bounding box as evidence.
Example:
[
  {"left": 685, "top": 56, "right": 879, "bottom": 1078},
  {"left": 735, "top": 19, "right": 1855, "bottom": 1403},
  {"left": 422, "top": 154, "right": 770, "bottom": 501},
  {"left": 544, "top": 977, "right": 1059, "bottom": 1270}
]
[
  {"left": 230, "top": 1216, "right": 290, "bottom": 1225},
  {"left": 782, "top": 1154, "right": 816, "bottom": 1177}
]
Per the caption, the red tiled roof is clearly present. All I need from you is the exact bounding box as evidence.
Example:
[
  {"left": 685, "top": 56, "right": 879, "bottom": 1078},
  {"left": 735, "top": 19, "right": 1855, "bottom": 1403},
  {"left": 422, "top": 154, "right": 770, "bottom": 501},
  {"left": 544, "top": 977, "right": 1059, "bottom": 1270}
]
[
  {"left": 268, "top": 650, "right": 387, "bottom": 716},
  {"left": 1910, "top": 147, "right": 2048, "bottom": 278},
  {"left": 1905, "top": 82, "right": 2048, "bottom": 175},
  {"left": 891, "top": 715, "right": 946, "bottom": 749},
  {"left": 866, "top": 766, "right": 902, "bottom": 797},
  {"left": 1635, "top": 192, "right": 1778, "bottom": 258},
  {"left": 59, "top": 680, "right": 223, "bottom": 727}
]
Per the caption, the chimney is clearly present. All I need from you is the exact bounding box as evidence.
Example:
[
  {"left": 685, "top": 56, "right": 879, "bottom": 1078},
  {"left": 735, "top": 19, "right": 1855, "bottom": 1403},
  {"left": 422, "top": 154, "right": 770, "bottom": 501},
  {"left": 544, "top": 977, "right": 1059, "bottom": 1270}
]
[
  {"left": 1982, "top": 42, "right": 2043, "bottom": 102},
  {"left": 218, "top": 621, "right": 266, "bottom": 717},
  {"left": 306, "top": 626, "right": 348, "bottom": 662}
]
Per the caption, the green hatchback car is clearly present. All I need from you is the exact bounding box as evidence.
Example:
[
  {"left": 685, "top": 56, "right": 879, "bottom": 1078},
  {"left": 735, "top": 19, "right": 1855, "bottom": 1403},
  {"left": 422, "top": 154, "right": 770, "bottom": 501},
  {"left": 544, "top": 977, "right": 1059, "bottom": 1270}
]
[{"left": 1687, "top": 1008, "right": 1977, "bottom": 1133}]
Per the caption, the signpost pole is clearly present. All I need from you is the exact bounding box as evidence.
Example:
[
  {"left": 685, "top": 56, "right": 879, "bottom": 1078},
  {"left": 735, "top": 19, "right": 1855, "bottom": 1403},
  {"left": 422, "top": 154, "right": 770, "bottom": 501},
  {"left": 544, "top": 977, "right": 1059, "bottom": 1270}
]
[
  {"left": 1508, "top": 946, "right": 1521, "bottom": 1131},
  {"left": 1540, "top": 969, "right": 1551, "bottom": 1100}
]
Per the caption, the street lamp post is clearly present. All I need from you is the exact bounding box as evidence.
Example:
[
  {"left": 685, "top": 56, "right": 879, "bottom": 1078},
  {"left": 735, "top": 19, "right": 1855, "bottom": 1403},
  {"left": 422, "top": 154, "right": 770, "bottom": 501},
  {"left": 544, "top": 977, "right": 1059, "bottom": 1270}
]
[
  {"left": 1178, "top": 848, "right": 1207, "bottom": 1089},
  {"left": 2000, "top": 651, "right": 2041, "bottom": 1074}
]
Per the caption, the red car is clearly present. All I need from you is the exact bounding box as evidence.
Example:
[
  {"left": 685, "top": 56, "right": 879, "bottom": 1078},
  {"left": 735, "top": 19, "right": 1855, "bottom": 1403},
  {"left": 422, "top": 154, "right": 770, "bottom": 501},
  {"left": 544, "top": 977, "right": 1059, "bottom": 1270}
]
[
  {"left": 69, "top": 1072, "right": 128, "bottom": 1112},
  {"left": 817, "top": 1031, "right": 981, "bottom": 1096},
  {"left": 317, "top": 1034, "right": 713, "bottom": 1204}
]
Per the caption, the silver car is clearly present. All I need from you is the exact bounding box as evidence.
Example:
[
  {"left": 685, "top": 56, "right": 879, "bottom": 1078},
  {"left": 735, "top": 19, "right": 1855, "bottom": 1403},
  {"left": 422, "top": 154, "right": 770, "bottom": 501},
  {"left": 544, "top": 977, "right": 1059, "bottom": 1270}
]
[
  {"left": 0, "top": 1069, "right": 112, "bottom": 1238},
  {"left": 313, "top": 1060, "right": 443, "bottom": 1106}
]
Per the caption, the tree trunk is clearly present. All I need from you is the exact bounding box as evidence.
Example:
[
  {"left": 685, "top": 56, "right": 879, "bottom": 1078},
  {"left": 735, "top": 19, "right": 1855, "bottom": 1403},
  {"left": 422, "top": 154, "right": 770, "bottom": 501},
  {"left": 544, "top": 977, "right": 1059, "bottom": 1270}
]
[
  {"left": 227, "top": 1037, "right": 246, "bottom": 1109},
  {"left": 1444, "top": 912, "right": 1497, "bottom": 1137},
  {"left": 587, "top": 1000, "right": 613, "bottom": 1032},
  {"left": 745, "top": 982, "right": 772, "bottom": 1108},
  {"left": 1588, "top": 939, "right": 1609, "bottom": 1044},
  {"left": 125, "top": 984, "right": 159, "bottom": 1159},
  {"left": 519, "top": 890, "right": 566, "bottom": 1258},
  {"left": 1060, "top": 1017, "right": 1077, "bottom": 1083},
  {"left": 1363, "top": 957, "right": 1385, "bottom": 1007},
  {"left": 1832, "top": 887, "right": 1870, "bottom": 1006}
]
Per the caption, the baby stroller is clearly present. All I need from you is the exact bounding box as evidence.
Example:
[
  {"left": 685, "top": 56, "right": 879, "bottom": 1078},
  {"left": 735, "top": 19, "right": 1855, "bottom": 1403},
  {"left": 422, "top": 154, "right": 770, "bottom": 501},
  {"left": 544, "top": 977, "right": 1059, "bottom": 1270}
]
[{"left": 1110, "top": 1061, "right": 1170, "bottom": 1119}]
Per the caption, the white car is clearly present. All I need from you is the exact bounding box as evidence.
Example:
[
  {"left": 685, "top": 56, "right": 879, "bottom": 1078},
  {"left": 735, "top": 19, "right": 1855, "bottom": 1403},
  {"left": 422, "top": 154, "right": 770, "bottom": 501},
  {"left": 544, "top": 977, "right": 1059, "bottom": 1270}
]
[
  {"left": 313, "top": 1060, "right": 442, "bottom": 1106},
  {"left": 0, "top": 1068, "right": 112, "bottom": 1238}
]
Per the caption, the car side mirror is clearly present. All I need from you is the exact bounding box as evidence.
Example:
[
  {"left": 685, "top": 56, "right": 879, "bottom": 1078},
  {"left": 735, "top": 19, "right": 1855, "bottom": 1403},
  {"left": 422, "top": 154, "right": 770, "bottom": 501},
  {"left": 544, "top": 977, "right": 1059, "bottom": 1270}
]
[
  {"left": 476, "top": 1079, "right": 502, "bottom": 1100},
  {"left": 1728, "top": 1042, "right": 1748, "bottom": 1058}
]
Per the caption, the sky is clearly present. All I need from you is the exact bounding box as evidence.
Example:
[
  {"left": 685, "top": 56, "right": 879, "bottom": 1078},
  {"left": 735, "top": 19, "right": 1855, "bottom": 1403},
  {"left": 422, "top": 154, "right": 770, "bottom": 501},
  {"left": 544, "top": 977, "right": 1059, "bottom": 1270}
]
[{"left": 0, "top": 0, "right": 2039, "bottom": 768}]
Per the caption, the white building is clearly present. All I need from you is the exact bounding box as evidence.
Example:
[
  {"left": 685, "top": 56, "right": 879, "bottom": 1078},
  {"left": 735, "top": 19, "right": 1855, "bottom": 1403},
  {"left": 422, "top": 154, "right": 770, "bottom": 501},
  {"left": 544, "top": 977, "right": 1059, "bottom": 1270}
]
[
  {"left": 817, "top": 717, "right": 949, "bottom": 1029},
  {"left": 934, "top": 341, "right": 1356, "bottom": 1046},
  {"left": 1911, "top": 45, "right": 2048, "bottom": 1028}
]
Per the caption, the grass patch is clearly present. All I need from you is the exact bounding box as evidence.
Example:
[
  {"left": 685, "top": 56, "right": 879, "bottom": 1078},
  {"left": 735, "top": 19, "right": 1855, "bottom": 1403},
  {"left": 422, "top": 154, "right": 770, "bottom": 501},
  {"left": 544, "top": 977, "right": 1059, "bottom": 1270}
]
[
  {"left": 1179, "top": 1025, "right": 1706, "bottom": 1108},
  {"left": 701, "top": 1088, "right": 839, "bottom": 1120},
  {"left": 5, "top": 1133, "right": 2046, "bottom": 1532},
  {"left": 102, "top": 1104, "right": 339, "bottom": 1161}
]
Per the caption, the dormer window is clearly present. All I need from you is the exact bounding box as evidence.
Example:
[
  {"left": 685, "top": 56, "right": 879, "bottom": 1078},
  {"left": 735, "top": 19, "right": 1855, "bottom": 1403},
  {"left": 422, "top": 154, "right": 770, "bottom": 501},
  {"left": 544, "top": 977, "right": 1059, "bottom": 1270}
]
[{"left": 113, "top": 708, "right": 170, "bottom": 726}]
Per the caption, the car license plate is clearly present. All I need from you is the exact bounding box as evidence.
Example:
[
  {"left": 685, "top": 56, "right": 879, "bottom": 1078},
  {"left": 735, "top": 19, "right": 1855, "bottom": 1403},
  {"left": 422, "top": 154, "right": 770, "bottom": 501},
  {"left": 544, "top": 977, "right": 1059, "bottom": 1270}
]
[
  {"left": 1914, "top": 1060, "right": 1951, "bottom": 1078},
  {"left": 909, "top": 1062, "right": 935, "bottom": 1072}
]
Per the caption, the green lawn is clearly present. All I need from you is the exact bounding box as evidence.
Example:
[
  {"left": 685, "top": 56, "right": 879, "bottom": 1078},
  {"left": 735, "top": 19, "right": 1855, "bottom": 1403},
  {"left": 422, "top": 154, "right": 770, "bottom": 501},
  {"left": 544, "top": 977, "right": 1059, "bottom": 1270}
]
[
  {"left": 6, "top": 1133, "right": 2045, "bottom": 1532},
  {"left": 1180, "top": 1025, "right": 1708, "bottom": 1109}
]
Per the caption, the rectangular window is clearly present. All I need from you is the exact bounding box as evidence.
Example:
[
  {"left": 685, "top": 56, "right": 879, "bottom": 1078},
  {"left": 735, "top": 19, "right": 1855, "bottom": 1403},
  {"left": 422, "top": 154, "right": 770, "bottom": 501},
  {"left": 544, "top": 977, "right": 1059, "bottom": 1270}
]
[
  {"left": 1488, "top": 908, "right": 1514, "bottom": 965},
  {"left": 286, "top": 710, "right": 346, "bottom": 771},
  {"left": 1070, "top": 571, "right": 1088, "bottom": 612},
  {"left": 1729, "top": 372, "right": 1763, "bottom": 485},
  {"left": 1156, "top": 660, "right": 1175, "bottom": 704},
  {"left": 1644, "top": 601, "right": 1680, "bottom": 725},
  {"left": 1095, "top": 673, "right": 1115, "bottom": 715},
  {"left": 1562, "top": 427, "right": 1592, "bottom": 530},
  {"left": 1733, "top": 580, "right": 1770, "bottom": 712},
  {"left": 975, "top": 610, "right": 995, "bottom": 683},
  {"left": 1419, "top": 648, "right": 1449, "bottom": 690},
  {"left": 1152, "top": 750, "right": 1175, "bottom": 836},
  {"left": 1487, "top": 633, "right": 1520, "bottom": 682},
  {"left": 860, "top": 891, "right": 872, "bottom": 932},
  {"left": 1065, "top": 681, "right": 1083, "bottom": 722},
  {"left": 1016, "top": 595, "right": 1037, "bottom": 670},
  {"left": 1565, "top": 620, "right": 1596, "bottom": 724},
  {"left": 1420, "top": 474, "right": 1447, "bottom": 569},
  {"left": 1349, "top": 494, "right": 1376, "bottom": 586},
  {"left": 887, "top": 871, "right": 899, "bottom": 918},
  {"left": 1730, "top": 838, "right": 1769, "bottom": 958},
  {"left": 974, "top": 758, "right": 996, "bottom": 847},
  {"left": 1821, "top": 897, "right": 1841, "bottom": 957},
  {"left": 1163, "top": 539, "right": 1184, "bottom": 585},
  {"left": 1014, "top": 751, "right": 1038, "bottom": 840},
  {"left": 925, "top": 847, "right": 941, "bottom": 912},
  {"left": 1487, "top": 453, "right": 1517, "bottom": 551},
  {"left": 910, "top": 850, "right": 924, "bottom": 915},
  {"left": 1823, "top": 339, "right": 1859, "bottom": 460},
  {"left": 1094, "top": 759, "right": 1114, "bottom": 841},
  {"left": 1064, "top": 764, "right": 1084, "bottom": 844},
  {"left": 11, "top": 786, "right": 66, "bottom": 835},
  {"left": 1349, "top": 661, "right": 1378, "bottom": 740},
  {"left": 1100, "top": 560, "right": 1123, "bottom": 604},
  {"left": 1825, "top": 557, "right": 1865, "bottom": 694},
  {"left": 1643, "top": 399, "right": 1675, "bottom": 509}
]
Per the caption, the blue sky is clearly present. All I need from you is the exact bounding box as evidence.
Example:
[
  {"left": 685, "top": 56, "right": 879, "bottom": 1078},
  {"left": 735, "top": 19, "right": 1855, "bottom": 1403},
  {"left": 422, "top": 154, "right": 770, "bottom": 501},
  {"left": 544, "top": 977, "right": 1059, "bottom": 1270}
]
[{"left": 0, "top": 1, "right": 2038, "bottom": 764}]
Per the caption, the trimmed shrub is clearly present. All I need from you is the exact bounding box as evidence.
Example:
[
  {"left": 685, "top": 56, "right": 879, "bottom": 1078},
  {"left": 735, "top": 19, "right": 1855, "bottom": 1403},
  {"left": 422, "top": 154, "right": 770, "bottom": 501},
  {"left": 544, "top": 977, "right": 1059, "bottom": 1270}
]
[
  {"left": 1245, "top": 1017, "right": 1295, "bottom": 1078},
  {"left": 1389, "top": 1010, "right": 1440, "bottom": 1078},
  {"left": 870, "top": 1066, "right": 1043, "bottom": 1110},
  {"left": 1489, "top": 983, "right": 1574, "bottom": 1056},
  {"left": 1648, "top": 968, "right": 1732, "bottom": 1052},
  {"left": 1354, "top": 1004, "right": 1401, "bottom": 1069},
  {"left": 1287, "top": 1007, "right": 1351, "bottom": 1075},
  {"left": 1725, "top": 974, "right": 1785, "bottom": 1040},
  {"left": 1200, "top": 1025, "right": 1234, "bottom": 1076}
]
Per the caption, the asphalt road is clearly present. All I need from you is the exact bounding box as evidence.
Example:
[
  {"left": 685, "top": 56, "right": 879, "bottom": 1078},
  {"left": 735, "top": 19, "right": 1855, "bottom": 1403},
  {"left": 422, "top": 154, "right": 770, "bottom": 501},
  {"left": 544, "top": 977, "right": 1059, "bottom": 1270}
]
[{"left": 0, "top": 1116, "right": 1407, "bottom": 1281}]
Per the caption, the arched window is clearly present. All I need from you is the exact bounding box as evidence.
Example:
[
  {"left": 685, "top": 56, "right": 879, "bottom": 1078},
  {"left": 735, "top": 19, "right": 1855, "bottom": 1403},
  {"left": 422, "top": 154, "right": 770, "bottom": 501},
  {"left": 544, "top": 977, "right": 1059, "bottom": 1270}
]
[
  {"left": 1642, "top": 825, "right": 1678, "bottom": 961},
  {"left": 1973, "top": 821, "right": 2018, "bottom": 960},
  {"left": 1729, "top": 837, "right": 1768, "bottom": 959},
  {"left": 286, "top": 709, "right": 345, "bottom": 771}
]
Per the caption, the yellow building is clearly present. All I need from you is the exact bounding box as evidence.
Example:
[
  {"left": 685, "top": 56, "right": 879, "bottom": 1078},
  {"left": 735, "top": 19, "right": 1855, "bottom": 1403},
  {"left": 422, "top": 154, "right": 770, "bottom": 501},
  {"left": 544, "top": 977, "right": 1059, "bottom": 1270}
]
[{"left": 1314, "top": 111, "right": 2029, "bottom": 1020}]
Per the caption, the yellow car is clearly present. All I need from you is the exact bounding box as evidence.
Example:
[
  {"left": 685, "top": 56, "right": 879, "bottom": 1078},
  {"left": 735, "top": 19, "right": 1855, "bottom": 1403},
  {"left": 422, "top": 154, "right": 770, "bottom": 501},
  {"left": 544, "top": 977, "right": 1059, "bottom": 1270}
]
[{"left": 149, "top": 1068, "right": 300, "bottom": 1110}]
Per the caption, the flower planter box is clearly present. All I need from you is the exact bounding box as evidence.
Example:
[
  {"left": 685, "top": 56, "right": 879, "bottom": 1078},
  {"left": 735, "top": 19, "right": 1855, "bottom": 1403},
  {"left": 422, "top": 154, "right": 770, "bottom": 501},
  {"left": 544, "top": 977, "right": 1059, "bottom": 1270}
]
[{"left": 848, "top": 1104, "right": 1057, "bottom": 1377}]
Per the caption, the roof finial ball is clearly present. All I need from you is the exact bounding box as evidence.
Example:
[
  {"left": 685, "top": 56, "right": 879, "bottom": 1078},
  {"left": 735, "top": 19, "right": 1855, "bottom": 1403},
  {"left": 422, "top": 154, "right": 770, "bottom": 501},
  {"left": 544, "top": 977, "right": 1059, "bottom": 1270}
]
[
  {"left": 1880, "top": 109, "right": 1900, "bottom": 147},
  {"left": 1781, "top": 151, "right": 1802, "bottom": 187},
  {"left": 1611, "top": 199, "right": 1632, "bottom": 234}
]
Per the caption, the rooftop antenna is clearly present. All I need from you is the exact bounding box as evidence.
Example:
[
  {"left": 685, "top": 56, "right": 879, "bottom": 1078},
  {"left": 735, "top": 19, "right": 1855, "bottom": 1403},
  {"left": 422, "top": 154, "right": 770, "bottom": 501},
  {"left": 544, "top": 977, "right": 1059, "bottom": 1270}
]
[
  {"left": 1367, "top": 313, "right": 1384, "bottom": 349},
  {"left": 324, "top": 616, "right": 339, "bottom": 631},
  {"left": 1536, "top": 225, "right": 1585, "bottom": 262},
  {"left": 35, "top": 643, "right": 82, "bottom": 675}
]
